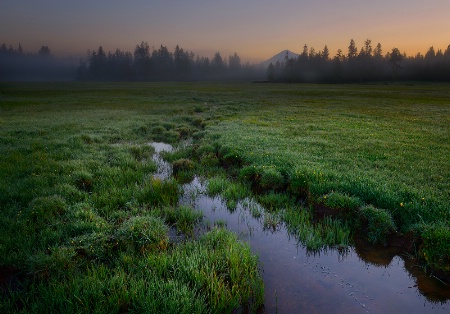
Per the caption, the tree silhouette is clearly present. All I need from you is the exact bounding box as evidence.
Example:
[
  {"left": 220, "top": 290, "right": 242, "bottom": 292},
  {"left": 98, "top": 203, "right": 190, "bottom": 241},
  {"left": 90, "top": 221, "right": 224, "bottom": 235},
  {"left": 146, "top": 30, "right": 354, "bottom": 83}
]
[
  {"left": 322, "top": 45, "right": 329, "bottom": 61},
  {"left": 134, "top": 42, "right": 151, "bottom": 80},
  {"left": 444, "top": 45, "right": 450, "bottom": 59},
  {"left": 425, "top": 46, "right": 436, "bottom": 61},
  {"left": 228, "top": 52, "right": 241, "bottom": 72},
  {"left": 300, "top": 44, "right": 308, "bottom": 62},
  {"left": 373, "top": 43, "right": 383, "bottom": 60},
  {"left": 389, "top": 48, "right": 403, "bottom": 80},
  {"left": 211, "top": 52, "right": 225, "bottom": 76},
  {"left": 267, "top": 63, "right": 275, "bottom": 81},
  {"left": 38, "top": 46, "right": 51, "bottom": 57},
  {"left": 174, "top": 45, "right": 191, "bottom": 80},
  {"left": 358, "top": 39, "right": 372, "bottom": 60},
  {"left": 0, "top": 39, "right": 438, "bottom": 83},
  {"left": 89, "top": 46, "right": 107, "bottom": 79},
  {"left": 347, "top": 39, "right": 357, "bottom": 60}
]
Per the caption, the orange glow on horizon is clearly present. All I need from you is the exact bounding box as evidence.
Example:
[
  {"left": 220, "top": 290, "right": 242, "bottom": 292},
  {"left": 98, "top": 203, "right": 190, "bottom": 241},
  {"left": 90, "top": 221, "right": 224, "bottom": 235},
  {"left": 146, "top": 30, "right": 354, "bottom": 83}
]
[{"left": 1, "top": 1, "right": 449, "bottom": 63}]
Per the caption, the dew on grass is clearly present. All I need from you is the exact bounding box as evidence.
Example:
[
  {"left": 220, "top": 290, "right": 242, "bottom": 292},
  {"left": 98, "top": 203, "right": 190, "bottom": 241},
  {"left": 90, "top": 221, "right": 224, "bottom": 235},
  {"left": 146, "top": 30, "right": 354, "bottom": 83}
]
[
  {"left": 181, "top": 178, "right": 450, "bottom": 313},
  {"left": 150, "top": 142, "right": 450, "bottom": 313}
]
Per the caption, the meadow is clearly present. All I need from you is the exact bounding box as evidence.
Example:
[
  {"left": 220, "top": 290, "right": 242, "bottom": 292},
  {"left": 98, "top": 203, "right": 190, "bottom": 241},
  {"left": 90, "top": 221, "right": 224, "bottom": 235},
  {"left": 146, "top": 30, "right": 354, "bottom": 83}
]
[{"left": 0, "top": 82, "right": 449, "bottom": 312}]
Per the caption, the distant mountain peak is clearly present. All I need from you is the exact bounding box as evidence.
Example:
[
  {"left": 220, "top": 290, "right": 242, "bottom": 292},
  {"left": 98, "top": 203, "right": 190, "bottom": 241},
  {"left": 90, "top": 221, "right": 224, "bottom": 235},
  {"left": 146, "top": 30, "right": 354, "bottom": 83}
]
[{"left": 259, "top": 50, "right": 299, "bottom": 68}]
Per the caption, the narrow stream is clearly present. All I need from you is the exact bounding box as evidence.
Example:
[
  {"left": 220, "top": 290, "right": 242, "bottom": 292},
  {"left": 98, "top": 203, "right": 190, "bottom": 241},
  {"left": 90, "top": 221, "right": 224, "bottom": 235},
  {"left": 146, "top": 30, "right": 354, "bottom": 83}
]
[{"left": 150, "top": 142, "right": 450, "bottom": 313}]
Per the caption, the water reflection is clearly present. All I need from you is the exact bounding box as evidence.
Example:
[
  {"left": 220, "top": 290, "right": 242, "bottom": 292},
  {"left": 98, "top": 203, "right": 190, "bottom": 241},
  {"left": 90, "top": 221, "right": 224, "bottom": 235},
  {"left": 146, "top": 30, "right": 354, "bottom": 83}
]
[
  {"left": 151, "top": 143, "right": 450, "bottom": 313},
  {"left": 149, "top": 142, "right": 173, "bottom": 180},
  {"left": 181, "top": 178, "right": 449, "bottom": 313}
]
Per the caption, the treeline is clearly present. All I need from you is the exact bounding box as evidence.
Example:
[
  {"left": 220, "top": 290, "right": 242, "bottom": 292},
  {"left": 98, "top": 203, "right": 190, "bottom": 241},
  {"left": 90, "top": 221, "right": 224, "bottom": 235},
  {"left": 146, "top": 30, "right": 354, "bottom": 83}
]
[
  {"left": 267, "top": 39, "right": 450, "bottom": 82},
  {"left": 0, "top": 43, "right": 78, "bottom": 81},
  {"left": 2, "top": 39, "right": 450, "bottom": 82},
  {"left": 77, "top": 42, "right": 260, "bottom": 81}
]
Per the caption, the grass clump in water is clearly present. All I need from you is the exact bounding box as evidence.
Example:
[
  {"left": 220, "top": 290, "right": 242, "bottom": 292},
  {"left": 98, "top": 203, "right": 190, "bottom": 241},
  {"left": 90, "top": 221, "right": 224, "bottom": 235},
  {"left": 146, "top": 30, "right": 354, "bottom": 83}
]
[
  {"left": 240, "top": 165, "right": 286, "bottom": 192},
  {"left": 172, "top": 158, "right": 195, "bottom": 174},
  {"left": 284, "top": 207, "right": 351, "bottom": 251},
  {"left": 172, "top": 158, "right": 196, "bottom": 183},
  {"left": 359, "top": 205, "right": 396, "bottom": 245},
  {"left": 207, "top": 176, "right": 251, "bottom": 209},
  {"left": 200, "top": 152, "right": 220, "bottom": 167},
  {"left": 129, "top": 144, "right": 154, "bottom": 161},
  {"left": 139, "top": 178, "right": 180, "bottom": 207},
  {"left": 194, "top": 228, "right": 264, "bottom": 311},
  {"left": 143, "top": 229, "right": 264, "bottom": 313},
  {"left": 258, "top": 191, "right": 292, "bottom": 211},
  {"left": 162, "top": 205, "right": 203, "bottom": 237},
  {"left": 117, "top": 216, "right": 169, "bottom": 253},
  {"left": 263, "top": 212, "right": 282, "bottom": 231},
  {"left": 416, "top": 223, "right": 450, "bottom": 274},
  {"left": 206, "top": 176, "right": 228, "bottom": 195}
]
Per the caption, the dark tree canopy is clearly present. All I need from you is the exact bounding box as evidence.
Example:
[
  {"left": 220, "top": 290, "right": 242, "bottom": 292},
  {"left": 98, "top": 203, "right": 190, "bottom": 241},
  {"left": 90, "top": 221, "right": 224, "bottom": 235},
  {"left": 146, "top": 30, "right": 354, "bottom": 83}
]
[
  {"left": 347, "top": 39, "right": 358, "bottom": 60},
  {"left": 0, "top": 43, "right": 76, "bottom": 81},
  {"left": 388, "top": 48, "right": 403, "bottom": 79},
  {"left": 266, "top": 39, "right": 450, "bottom": 83},
  {"left": 74, "top": 43, "right": 258, "bottom": 81},
  {"left": 38, "top": 46, "right": 51, "bottom": 57},
  {"left": 1, "top": 39, "right": 450, "bottom": 82}
]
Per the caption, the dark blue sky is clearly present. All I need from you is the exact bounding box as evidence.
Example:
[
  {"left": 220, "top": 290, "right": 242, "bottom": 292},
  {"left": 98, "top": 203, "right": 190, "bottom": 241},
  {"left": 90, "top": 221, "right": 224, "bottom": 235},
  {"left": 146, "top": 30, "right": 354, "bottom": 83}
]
[{"left": 1, "top": 0, "right": 449, "bottom": 61}]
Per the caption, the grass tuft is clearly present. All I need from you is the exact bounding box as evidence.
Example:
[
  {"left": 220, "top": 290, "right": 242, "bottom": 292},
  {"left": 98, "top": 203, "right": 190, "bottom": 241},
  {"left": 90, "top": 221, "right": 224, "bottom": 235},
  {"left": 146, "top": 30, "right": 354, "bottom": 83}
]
[
  {"left": 117, "top": 216, "right": 169, "bottom": 252},
  {"left": 162, "top": 205, "right": 203, "bottom": 236},
  {"left": 359, "top": 205, "right": 396, "bottom": 245},
  {"left": 139, "top": 178, "right": 180, "bottom": 207},
  {"left": 27, "top": 195, "right": 67, "bottom": 225},
  {"left": 417, "top": 223, "right": 450, "bottom": 273}
]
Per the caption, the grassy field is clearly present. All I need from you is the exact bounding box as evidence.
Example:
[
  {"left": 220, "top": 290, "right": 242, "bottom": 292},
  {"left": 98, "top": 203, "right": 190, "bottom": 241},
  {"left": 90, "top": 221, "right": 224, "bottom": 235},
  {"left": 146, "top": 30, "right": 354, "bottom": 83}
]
[
  {"left": 201, "top": 83, "right": 449, "bottom": 273},
  {"left": 0, "top": 82, "right": 264, "bottom": 313},
  {"left": 0, "top": 82, "right": 449, "bottom": 312},
  {"left": 206, "top": 84, "right": 449, "bottom": 223}
]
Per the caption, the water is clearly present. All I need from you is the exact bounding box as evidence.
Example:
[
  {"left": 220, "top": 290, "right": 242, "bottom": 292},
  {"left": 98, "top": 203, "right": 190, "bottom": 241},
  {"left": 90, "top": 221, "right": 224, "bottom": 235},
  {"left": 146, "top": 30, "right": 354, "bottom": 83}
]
[
  {"left": 152, "top": 143, "right": 450, "bottom": 313},
  {"left": 149, "top": 142, "right": 174, "bottom": 179}
]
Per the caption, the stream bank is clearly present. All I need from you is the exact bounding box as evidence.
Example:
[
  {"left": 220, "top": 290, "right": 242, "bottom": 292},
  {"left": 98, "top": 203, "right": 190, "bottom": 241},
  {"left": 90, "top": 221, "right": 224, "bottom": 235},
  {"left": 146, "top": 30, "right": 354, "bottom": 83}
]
[{"left": 152, "top": 142, "right": 450, "bottom": 313}]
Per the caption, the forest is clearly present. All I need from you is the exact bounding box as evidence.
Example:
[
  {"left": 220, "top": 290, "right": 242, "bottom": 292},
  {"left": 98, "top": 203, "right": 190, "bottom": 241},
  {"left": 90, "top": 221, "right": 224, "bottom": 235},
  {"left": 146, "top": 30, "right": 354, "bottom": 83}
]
[
  {"left": 1, "top": 39, "right": 450, "bottom": 82},
  {"left": 0, "top": 44, "right": 78, "bottom": 81},
  {"left": 75, "top": 42, "right": 260, "bottom": 81},
  {"left": 268, "top": 40, "right": 450, "bottom": 82},
  {"left": 0, "top": 42, "right": 258, "bottom": 82}
]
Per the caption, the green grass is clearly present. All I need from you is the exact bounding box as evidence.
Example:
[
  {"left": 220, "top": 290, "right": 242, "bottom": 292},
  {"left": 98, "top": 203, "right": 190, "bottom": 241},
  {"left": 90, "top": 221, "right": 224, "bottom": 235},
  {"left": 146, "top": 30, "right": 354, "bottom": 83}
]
[
  {"left": 199, "top": 82, "right": 449, "bottom": 274},
  {"left": 162, "top": 205, "right": 203, "bottom": 237},
  {"left": 206, "top": 175, "right": 251, "bottom": 209},
  {"left": 207, "top": 84, "right": 449, "bottom": 226},
  {"left": 359, "top": 205, "right": 396, "bottom": 245},
  {"left": 0, "top": 81, "right": 449, "bottom": 309},
  {"left": 284, "top": 207, "right": 351, "bottom": 250},
  {"left": 3, "top": 229, "right": 262, "bottom": 313},
  {"left": 0, "top": 82, "right": 264, "bottom": 313}
]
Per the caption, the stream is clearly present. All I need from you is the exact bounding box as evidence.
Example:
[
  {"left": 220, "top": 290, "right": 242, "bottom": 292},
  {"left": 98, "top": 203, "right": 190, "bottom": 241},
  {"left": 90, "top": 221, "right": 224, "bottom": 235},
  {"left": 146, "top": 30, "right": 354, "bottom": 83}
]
[{"left": 150, "top": 142, "right": 450, "bottom": 313}]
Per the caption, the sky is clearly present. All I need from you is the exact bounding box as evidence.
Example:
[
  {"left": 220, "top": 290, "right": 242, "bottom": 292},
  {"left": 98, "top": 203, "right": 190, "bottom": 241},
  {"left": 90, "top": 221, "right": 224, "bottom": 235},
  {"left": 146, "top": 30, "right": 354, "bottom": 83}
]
[{"left": 1, "top": 0, "right": 450, "bottom": 62}]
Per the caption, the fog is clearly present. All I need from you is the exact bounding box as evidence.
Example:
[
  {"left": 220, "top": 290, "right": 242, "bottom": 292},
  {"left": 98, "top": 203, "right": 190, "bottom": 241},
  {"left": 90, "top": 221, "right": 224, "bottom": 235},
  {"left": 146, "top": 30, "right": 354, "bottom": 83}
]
[
  {"left": 0, "top": 45, "right": 78, "bottom": 81},
  {"left": 2, "top": 41, "right": 450, "bottom": 82},
  {"left": 266, "top": 41, "right": 450, "bottom": 83}
]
